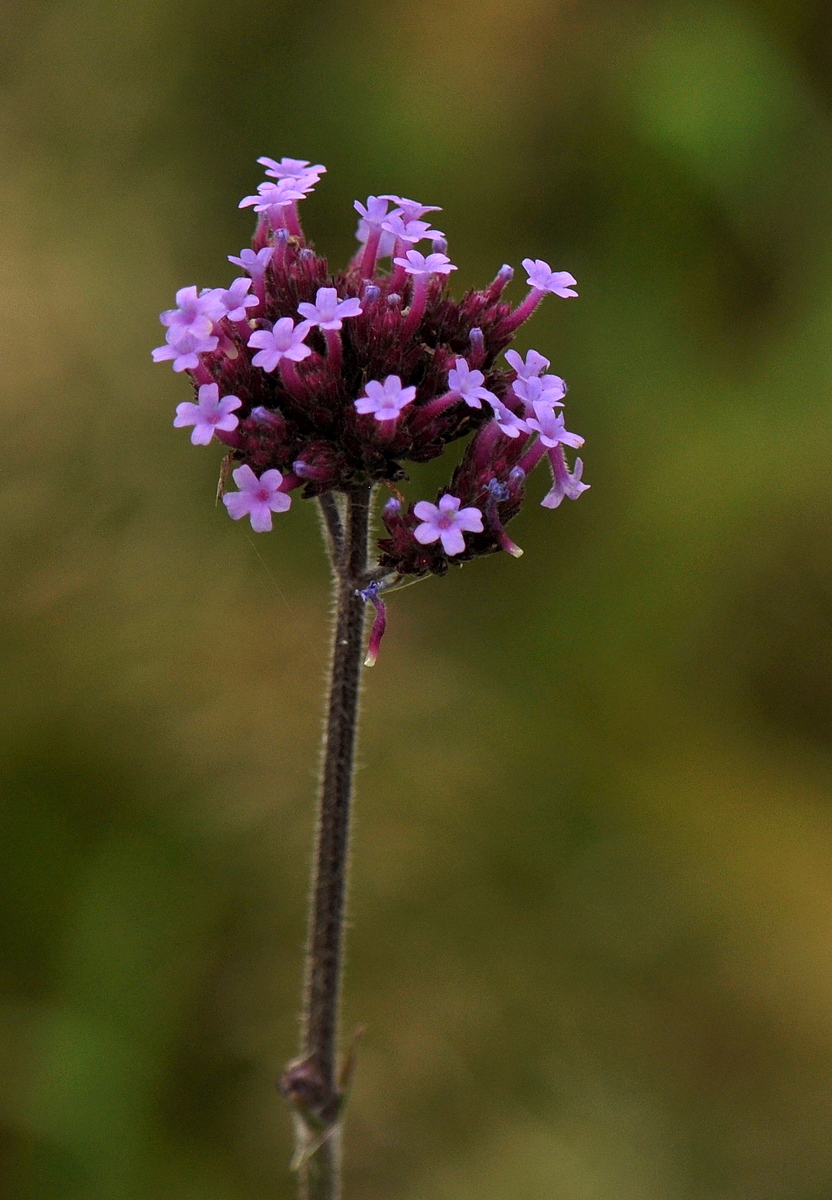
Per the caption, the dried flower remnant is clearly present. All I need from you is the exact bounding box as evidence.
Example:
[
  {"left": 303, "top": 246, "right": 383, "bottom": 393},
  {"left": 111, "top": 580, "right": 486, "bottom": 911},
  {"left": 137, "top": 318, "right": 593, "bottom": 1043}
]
[{"left": 155, "top": 157, "right": 588, "bottom": 608}]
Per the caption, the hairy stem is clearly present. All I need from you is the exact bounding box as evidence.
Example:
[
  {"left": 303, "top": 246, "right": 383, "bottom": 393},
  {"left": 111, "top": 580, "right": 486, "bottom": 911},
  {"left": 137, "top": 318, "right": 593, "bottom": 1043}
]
[{"left": 281, "top": 486, "right": 372, "bottom": 1200}]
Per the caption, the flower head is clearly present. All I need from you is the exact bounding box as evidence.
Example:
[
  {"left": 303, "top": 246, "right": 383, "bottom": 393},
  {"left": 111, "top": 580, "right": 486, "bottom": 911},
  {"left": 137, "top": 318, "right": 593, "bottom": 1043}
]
[
  {"left": 413, "top": 495, "right": 484, "bottom": 556},
  {"left": 222, "top": 464, "right": 292, "bottom": 532},
  {"left": 157, "top": 154, "right": 586, "bottom": 581},
  {"left": 174, "top": 383, "right": 242, "bottom": 445}
]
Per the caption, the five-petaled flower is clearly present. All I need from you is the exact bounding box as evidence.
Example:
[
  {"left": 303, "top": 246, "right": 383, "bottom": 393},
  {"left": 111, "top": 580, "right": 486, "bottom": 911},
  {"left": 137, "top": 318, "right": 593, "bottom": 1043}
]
[
  {"left": 174, "top": 383, "right": 242, "bottom": 446},
  {"left": 249, "top": 319, "right": 312, "bottom": 372},
  {"left": 298, "top": 288, "right": 363, "bottom": 330},
  {"left": 413, "top": 495, "right": 484, "bottom": 556},
  {"left": 223, "top": 465, "right": 292, "bottom": 532},
  {"left": 355, "top": 376, "right": 417, "bottom": 422}
]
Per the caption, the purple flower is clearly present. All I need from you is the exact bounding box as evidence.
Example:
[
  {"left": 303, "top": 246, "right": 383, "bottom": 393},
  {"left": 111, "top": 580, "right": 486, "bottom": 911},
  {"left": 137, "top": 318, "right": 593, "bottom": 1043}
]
[
  {"left": 355, "top": 375, "right": 417, "bottom": 421},
  {"left": 239, "top": 179, "right": 307, "bottom": 220},
  {"left": 222, "top": 464, "right": 292, "bottom": 532},
  {"left": 505, "top": 348, "right": 550, "bottom": 379},
  {"left": 512, "top": 374, "right": 567, "bottom": 410},
  {"left": 152, "top": 325, "right": 219, "bottom": 372},
  {"left": 354, "top": 196, "right": 393, "bottom": 230},
  {"left": 160, "top": 285, "right": 219, "bottom": 338},
  {"left": 258, "top": 156, "right": 326, "bottom": 185},
  {"left": 380, "top": 195, "right": 442, "bottom": 221},
  {"left": 541, "top": 451, "right": 590, "bottom": 508},
  {"left": 228, "top": 247, "right": 274, "bottom": 279},
  {"left": 522, "top": 258, "right": 578, "bottom": 298},
  {"left": 413, "top": 495, "right": 484, "bottom": 556},
  {"left": 525, "top": 404, "right": 584, "bottom": 449},
  {"left": 446, "top": 358, "right": 496, "bottom": 409},
  {"left": 249, "top": 318, "right": 312, "bottom": 372},
  {"left": 490, "top": 397, "right": 530, "bottom": 439},
  {"left": 210, "top": 278, "right": 259, "bottom": 322},
  {"left": 298, "top": 287, "right": 363, "bottom": 331},
  {"left": 381, "top": 213, "right": 444, "bottom": 245},
  {"left": 173, "top": 383, "right": 242, "bottom": 445},
  {"left": 392, "top": 249, "right": 457, "bottom": 277}
]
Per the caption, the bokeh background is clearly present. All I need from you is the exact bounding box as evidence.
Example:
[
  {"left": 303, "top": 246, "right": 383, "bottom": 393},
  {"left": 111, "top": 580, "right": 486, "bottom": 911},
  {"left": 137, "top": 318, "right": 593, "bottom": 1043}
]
[{"left": 2, "top": 0, "right": 832, "bottom": 1197}]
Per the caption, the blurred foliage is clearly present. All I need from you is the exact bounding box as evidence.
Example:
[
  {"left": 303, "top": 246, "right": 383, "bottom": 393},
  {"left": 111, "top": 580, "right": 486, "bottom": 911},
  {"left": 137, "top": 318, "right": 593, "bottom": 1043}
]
[{"left": 2, "top": 0, "right": 832, "bottom": 1197}]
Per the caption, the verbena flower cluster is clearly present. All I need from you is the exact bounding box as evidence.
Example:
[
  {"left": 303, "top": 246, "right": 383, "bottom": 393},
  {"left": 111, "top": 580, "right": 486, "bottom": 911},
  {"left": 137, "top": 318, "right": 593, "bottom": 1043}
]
[{"left": 155, "top": 156, "right": 588, "bottom": 577}]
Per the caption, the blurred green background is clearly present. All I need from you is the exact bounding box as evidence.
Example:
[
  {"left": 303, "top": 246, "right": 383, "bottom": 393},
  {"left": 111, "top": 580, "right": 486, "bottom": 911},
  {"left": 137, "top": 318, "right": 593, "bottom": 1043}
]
[{"left": 3, "top": 0, "right": 832, "bottom": 1197}]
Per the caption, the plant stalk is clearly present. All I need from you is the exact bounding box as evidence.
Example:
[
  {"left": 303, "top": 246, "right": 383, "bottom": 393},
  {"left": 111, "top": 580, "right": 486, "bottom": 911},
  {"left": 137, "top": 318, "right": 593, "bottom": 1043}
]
[{"left": 280, "top": 485, "right": 372, "bottom": 1200}]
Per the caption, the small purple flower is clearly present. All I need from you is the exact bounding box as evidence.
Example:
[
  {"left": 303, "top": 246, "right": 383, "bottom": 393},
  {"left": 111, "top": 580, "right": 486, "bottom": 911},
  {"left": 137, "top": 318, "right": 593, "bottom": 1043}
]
[
  {"left": 490, "top": 397, "right": 530, "bottom": 439},
  {"left": 525, "top": 404, "right": 584, "bottom": 449},
  {"left": 355, "top": 376, "right": 417, "bottom": 421},
  {"left": 173, "top": 383, "right": 242, "bottom": 445},
  {"left": 210, "top": 278, "right": 259, "bottom": 322},
  {"left": 239, "top": 179, "right": 307, "bottom": 220},
  {"left": 354, "top": 196, "right": 393, "bottom": 230},
  {"left": 380, "top": 195, "right": 442, "bottom": 221},
  {"left": 505, "top": 348, "right": 551, "bottom": 379},
  {"left": 392, "top": 249, "right": 457, "bottom": 277},
  {"left": 152, "top": 325, "right": 219, "bottom": 372},
  {"left": 249, "top": 318, "right": 312, "bottom": 372},
  {"left": 298, "top": 287, "right": 363, "bottom": 331},
  {"left": 258, "top": 156, "right": 326, "bottom": 185},
  {"left": 522, "top": 258, "right": 578, "bottom": 298},
  {"left": 228, "top": 247, "right": 274, "bottom": 279},
  {"left": 512, "top": 373, "right": 567, "bottom": 409},
  {"left": 160, "top": 285, "right": 219, "bottom": 338},
  {"left": 223, "top": 464, "right": 292, "bottom": 532},
  {"left": 541, "top": 452, "right": 590, "bottom": 508},
  {"left": 381, "top": 213, "right": 444, "bottom": 245},
  {"left": 446, "top": 358, "right": 496, "bottom": 409},
  {"left": 413, "top": 495, "right": 484, "bottom": 556}
]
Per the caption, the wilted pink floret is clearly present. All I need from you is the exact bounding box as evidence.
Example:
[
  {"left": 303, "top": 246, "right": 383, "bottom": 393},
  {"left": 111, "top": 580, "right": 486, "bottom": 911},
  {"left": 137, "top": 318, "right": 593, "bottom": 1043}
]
[
  {"left": 228, "top": 247, "right": 274, "bottom": 279},
  {"left": 249, "top": 318, "right": 312, "bottom": 372},
  {"left": 522, "top": 258, "right": 578, "bottom": 298},
  {"left": 173, "top": 383, "right": 242, "bottom": 445},
  {"left": 541, "top": 453, "right": 590, "bottom": 509},
  {"left": 210, "top": 278, "right": 259, "bottom": 322},
  {"left": 413, "top": 494, "right": 484, "bottom": 556},
  {"left": 297, "top": 287, "right": 363, "bottom": 330},
  {"left": 446, "top": 358, "right": 496, "bottom": 409},
  {"left": 505, "top": 348, "right": 551, "bottom": 379},
  {"left": 152, "top": 326, "right": 219, "bottom": 372},
  {"left": 393, "top": 249, "right": 457, "bottom": 277},
  {"left": 355, "top": 375, "right": 417, "bottom": 421},
  {"left": 223, "top": 464, "right": 292, "bottom": 532},
  {"left": 525, "top": 404, "right": 584, "bottom": 449}
]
